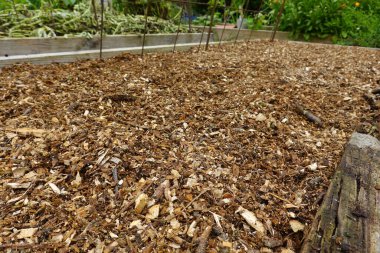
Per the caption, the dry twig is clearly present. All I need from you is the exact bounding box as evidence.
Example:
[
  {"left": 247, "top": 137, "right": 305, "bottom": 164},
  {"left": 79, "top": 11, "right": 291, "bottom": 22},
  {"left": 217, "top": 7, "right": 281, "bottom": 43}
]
[
  {"left": 195, "top": 225, "right": 213, "bottom": 253},
  {"left": 268, "top": 192, "right": 294, "bottom": 205},
  {"left": 295, "top": 105, "right": 323, "bottom": 127},
  {"left": 363, "top": 93, "right": 379, "bottom": 110}
]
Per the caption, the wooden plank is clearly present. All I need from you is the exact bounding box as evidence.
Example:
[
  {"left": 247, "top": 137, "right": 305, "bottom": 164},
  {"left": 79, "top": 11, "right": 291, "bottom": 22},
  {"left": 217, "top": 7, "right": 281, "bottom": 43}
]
[
  {"left": 301, "top": 132, "right": 380, "bottom": 253},
  {"left": 212, "top": 28, "right": 290, "bottom": 42},
  {"left": 0, "top": 40, "right": 223, "bottom": 67},
  {"left": 0, "top": 33, "right": 209, "bottom": 57}
]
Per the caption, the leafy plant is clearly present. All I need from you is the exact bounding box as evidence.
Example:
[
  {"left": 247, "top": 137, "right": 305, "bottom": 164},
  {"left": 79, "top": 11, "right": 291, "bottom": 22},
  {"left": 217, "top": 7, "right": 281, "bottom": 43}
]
[
  {"left": 337, "top": 6, "right": 380, "bottom": 47},
  {"left": 276, "top": 0, "right": 380, "bottom": 47},
  {"left": 247, "top": 12, "right": 267, "bottom": 30},
  {"left": 193, "top": 11, "right": 222, "bottom": 25}
]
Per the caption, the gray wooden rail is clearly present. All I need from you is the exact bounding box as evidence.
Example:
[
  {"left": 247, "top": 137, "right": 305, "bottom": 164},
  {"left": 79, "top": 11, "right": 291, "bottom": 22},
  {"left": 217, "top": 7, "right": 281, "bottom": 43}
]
[
  {"left": 0, "top": 33, "right": 209, "bottom": 57},
  {"left": 301, "top": 132, "right": 380, "bottom": 253}
]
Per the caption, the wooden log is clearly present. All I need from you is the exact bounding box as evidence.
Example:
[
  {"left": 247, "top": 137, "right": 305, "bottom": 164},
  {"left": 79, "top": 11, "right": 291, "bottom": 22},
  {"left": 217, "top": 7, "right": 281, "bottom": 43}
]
[{"left": 301, "top": 132, "right": 380, "bottom": 253}]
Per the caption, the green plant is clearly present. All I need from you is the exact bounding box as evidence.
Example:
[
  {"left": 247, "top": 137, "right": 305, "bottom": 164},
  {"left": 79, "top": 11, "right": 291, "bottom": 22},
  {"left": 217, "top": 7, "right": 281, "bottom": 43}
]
[
  {"left": 193, "top": 11, "right": 222, "bottom": 25},
  {"left": 0, "top": 1, "right": 184, "bottom": 38},
  {"left": 247, "top": 12, "right": 267, "bottom": 30},
  {"left": 276, "top": 0, "right": 380, "bottom": 47},
  {"left": 337, "top": 7, "right": 380, "bottom": 47}
]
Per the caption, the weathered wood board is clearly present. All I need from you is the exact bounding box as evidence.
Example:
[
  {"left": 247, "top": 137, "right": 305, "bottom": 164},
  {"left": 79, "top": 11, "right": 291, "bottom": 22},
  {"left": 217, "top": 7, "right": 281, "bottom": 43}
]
[
  {"left": 0, "top": 41, "right": 226, "bottom": 67},
  {"left": 212, "top": 28, "right": 290, "bottom": 42},
  {"left": 301, "top": 132, "right": 380, "bottom": 253},
  {"left": 0, "top": 33, "right": 210, "bottom": 57}
]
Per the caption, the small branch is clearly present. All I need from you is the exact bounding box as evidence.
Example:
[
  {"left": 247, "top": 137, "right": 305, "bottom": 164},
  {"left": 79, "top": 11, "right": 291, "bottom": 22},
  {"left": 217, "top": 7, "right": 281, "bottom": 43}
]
[
  {"left": 195, "top": 225, "right": 212, "bottom": 253},
  {"left": 153, "top": 179, "right": 170, "bottom": 201},
  {"left": 371, "top": 87, "right": 380, "bottom": 95},
  {"left": 183, "top": 189, "right": 209, "bottom": 211},
  {"left": 363, "top": 93, "right": 378, "bottom": 110},
  {"left": 118, "top": 181, "right": 154, "bottom": 215},
  {"left": 126, "top": 235, "right": 137, "bottom": 253},
  {"left": 295, "top": 105, "right": 322, "bottom": 127},
  {"left": 268, "top": 192, "right": 294, "bottom": 205},
  {"left": 142, "top": 241, "right": 156, "bottom": 253},
  {"left": 0, "top": 242, "right": 64, "bottom": 250}
]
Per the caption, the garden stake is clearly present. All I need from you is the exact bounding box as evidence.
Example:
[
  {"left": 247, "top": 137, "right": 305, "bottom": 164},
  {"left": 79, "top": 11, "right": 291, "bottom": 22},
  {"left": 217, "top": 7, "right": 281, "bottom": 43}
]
[
  {"left": 247, "top": 0, "right": 264, "bottom": 46},
  {"left": 197, "top": 12, "right": 208, "bottom": 52},
  {"left": 206, "top": 0, "right": 218, "bottom": 50},
  {"left": 234, "top": 0, "right": 250, "bottom": 45},
  {"left": 270, "top": 0, "right": 286, "bottom": 42},
  {"left": 141, "top": 0, "right": 151, "bottom": 58},
  {"left": 187, "top": 1, "right": 193, "bottom": 32},
  {"left": 173, "top": 0, "right": 185, "bottom": 53},
  {"left": 219, "top": 6, "right": 231, "bottom": 47},
  {"left": 100, "top": 0, "right": 104, "bottom": 59}
]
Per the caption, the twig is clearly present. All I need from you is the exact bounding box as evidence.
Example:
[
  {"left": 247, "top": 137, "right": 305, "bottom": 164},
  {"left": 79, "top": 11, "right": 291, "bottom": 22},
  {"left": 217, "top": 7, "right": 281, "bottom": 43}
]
[
  {"left": 142, "top": 241, "right": 156, "bottom": 253},
  {"left": 72, "top": 219, "right": 99, "bottom": 242},
  {"left": 6, "top": 179, "right": 38, "bottom": 204},
  {"left": 112, "top": 166, "right": 119, "bottom": 195},
  {"left": 118, "top": 181, "right": 154, "bottom": 215},
  {"left": 363, "top": 93, "right": 378, "bottom": 110},
  {"left": 153, "top": 179, "right": 170, "bottom": 201},
  {"left": 371, "top": 87, "right": 380, "bottom": 94},
  {"left": 295, "top": 104, "right": 323, "bottom": 127},
  {"left": 0, "top": 242, "right": 64, "bottom": 250},
  {"left": 183, "top": 189, "right": 209, "bottom": 211},
  {"left": 267, "top": 192, "right": 294, "bottom": 205},
  {"left": 126, "top": 235, "right": 137, "bottom": 253},
  {"left": 195, "top": 225, "right": 212, "bottom": 253}
]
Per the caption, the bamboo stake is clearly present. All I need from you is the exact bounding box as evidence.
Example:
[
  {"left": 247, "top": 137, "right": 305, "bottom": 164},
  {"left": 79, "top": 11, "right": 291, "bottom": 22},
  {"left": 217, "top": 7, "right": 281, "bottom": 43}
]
[
  {"left": 234, "top": 0, "right": 250, "bottom": 45},
  {"left": 100, "top": 0, "right": 104, "bottom": 59},
  {"left": 141, "top": 0, "right": 151, "bottom": 58},
  {"left": 247, "top": 0, "right": 264, "bottom": 46},
  {"left": 197, "top": 13, "right": 208, "bottom": 52},
  {"left": 187, "top": 0, "right": 193, "bottom": 32},
  {"left": 205, "top": 0, "right": 218, "bottom": 50},
  {"left": 270, "top": 0, "right": 286, "bottom": 42},
  {"left": 218, "top": 5, "right": 231, "bottom": 47},
  {"left": 173, "top": 1, "right": 185, "bottom": 53}
]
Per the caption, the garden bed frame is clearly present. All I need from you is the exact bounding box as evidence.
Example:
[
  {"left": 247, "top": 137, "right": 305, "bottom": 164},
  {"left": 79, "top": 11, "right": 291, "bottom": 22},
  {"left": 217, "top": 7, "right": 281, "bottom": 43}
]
[
  {"left": 301, "top": 132, "right": 380, "bottom": 253},
  {"left": 0, "top": 29, "right": 294, "bottom": 67}
]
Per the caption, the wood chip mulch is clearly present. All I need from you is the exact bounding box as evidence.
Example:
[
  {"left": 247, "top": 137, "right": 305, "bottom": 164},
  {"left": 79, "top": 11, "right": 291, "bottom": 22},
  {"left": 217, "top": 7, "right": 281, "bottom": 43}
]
[{"left": 0, "top": 41, "right": 379, "bottom": 252}]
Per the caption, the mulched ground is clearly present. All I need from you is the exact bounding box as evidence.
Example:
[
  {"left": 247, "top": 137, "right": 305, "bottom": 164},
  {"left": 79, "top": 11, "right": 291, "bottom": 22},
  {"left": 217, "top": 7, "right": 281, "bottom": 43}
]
[{"left": 0, "top": 41, "right": 379, "bottom": 253}]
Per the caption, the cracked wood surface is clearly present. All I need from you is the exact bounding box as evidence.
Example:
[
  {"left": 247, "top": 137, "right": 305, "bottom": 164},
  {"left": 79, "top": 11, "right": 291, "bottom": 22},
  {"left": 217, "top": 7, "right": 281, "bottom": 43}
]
[{"left": 301, "top": 132, "right": 380, "bottom": 253}]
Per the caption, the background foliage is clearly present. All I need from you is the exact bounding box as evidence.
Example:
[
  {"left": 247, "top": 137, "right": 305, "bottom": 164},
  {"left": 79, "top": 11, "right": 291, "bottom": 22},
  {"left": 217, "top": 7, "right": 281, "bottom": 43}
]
[
  {"left": 0, "top": 0, "right": 379, "bottom": 47},
  {"left": 275, "top": 0, "right": 380, "bottom": 47}
]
